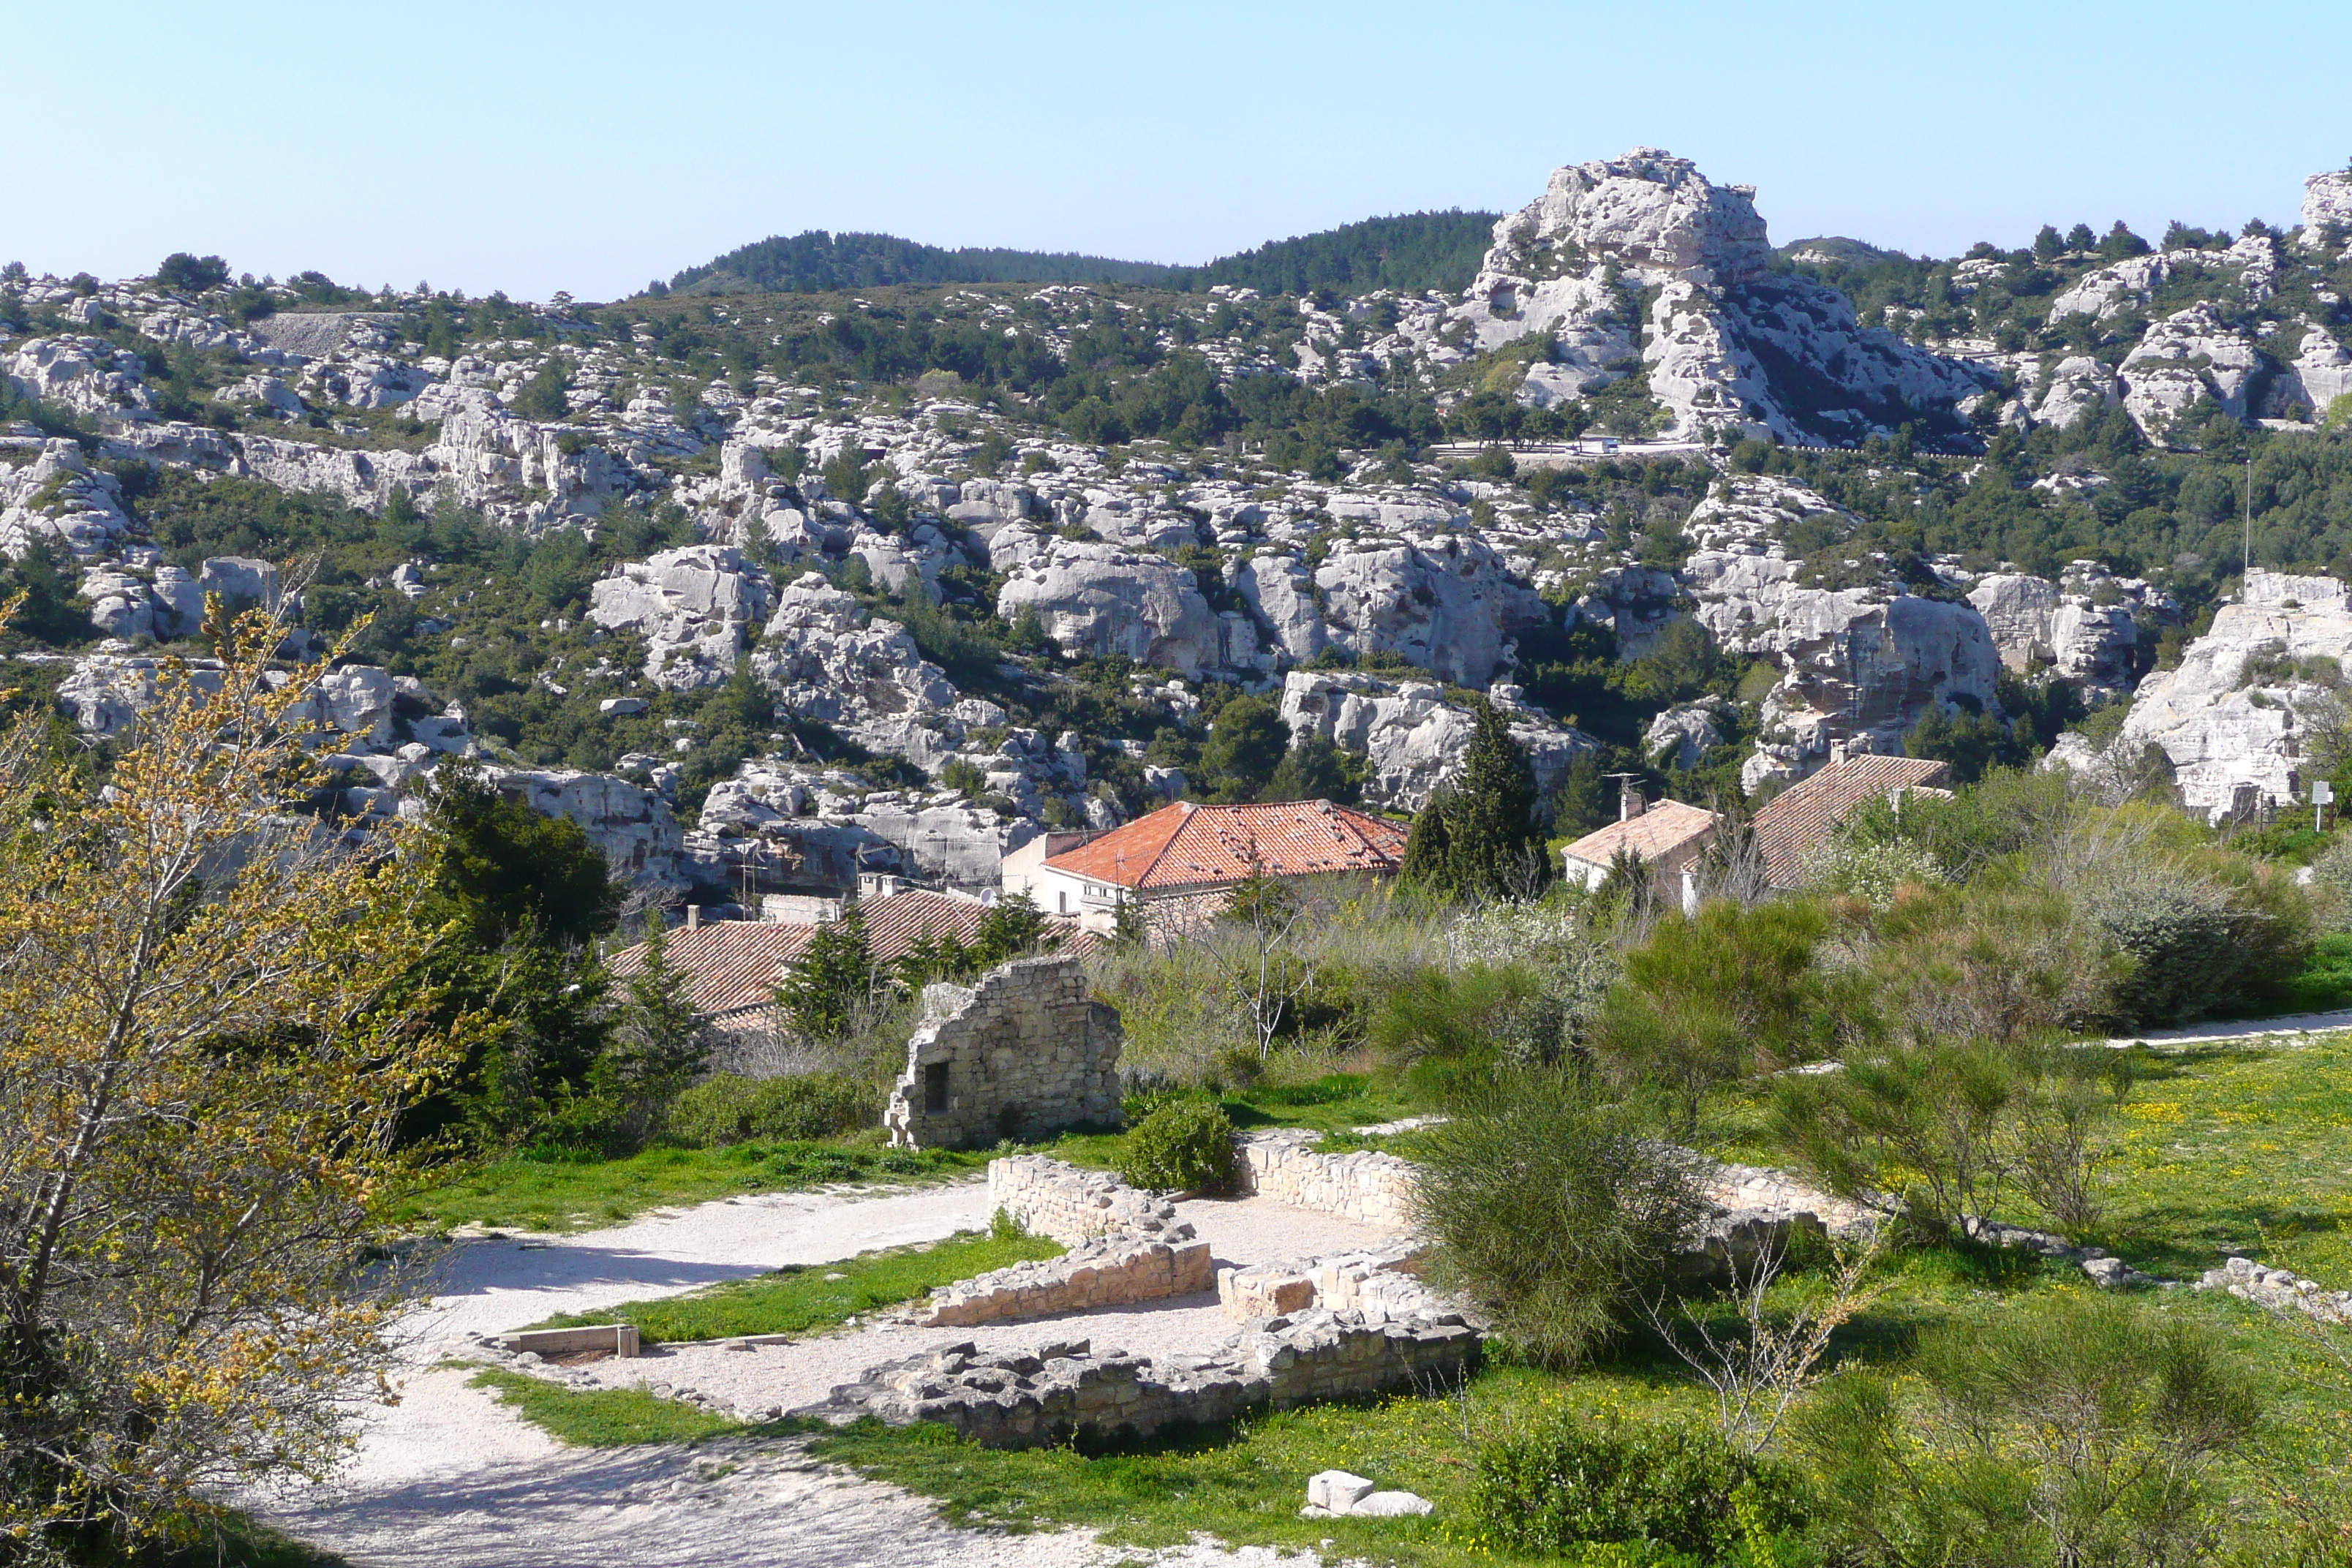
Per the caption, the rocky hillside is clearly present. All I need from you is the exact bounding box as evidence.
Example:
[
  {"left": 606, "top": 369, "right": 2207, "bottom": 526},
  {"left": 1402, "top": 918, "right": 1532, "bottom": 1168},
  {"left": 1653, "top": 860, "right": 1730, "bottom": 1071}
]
[{"left": 4, "top": 150, "right": 2351, "bottom": 901}]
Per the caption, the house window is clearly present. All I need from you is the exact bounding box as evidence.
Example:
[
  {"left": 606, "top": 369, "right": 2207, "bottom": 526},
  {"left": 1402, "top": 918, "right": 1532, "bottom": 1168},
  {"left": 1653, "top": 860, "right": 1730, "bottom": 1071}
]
[
  {"left": 1058, "top": 889, "right": 1068, "bottom": 914},
  {"left": 923, "top": 1061, "right": 951, "bottom": 1115}
]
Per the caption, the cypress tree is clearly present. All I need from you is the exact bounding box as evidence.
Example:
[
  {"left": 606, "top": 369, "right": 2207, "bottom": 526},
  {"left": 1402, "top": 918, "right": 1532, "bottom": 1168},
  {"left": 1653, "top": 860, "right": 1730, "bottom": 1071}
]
[
  {"left": 1398, "top": 792, "right": 1457, "bottom": 897},
  {"left": 1442, "top": 700, "right": 1548, "bottom": 900}
]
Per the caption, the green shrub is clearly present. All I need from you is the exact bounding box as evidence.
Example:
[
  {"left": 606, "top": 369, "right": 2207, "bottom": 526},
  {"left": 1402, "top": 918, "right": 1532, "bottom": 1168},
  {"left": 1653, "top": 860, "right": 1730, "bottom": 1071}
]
[
  {"left": 2061, "top": 826, "right": 2310, "bottom": 1025},
  {"left": 1414, "top": 1069, "right": 1703, "bottom": 1365},
  {"left": 1460, "top": 1412, "right": 1807, "bottom": 1561},
  {"left": 664, "top": 1072, "right": 875, "bottom": 1147},
  {"left": 1117, "top": 1098, "right": 1237, "bottom": 1194}
]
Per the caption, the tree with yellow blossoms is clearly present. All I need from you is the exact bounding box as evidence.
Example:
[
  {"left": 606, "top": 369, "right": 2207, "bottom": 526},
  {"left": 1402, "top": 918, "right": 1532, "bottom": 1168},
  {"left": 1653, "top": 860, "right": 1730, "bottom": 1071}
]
[{"left": 0, "top": 605, "right": 465, "bottom": 1554}]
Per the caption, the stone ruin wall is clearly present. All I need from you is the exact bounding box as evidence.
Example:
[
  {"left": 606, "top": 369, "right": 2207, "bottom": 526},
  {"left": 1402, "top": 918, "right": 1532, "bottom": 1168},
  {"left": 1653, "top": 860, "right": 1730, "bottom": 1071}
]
[
  {"left": 1234, "top": 1128, "right": 1420, "bottom": 1229},
  {"left": 884, "top": 955, "right": 1122, "bottom": 1150},
  {"left": 801, "top": 1310, "right": 1482, "bottom": 1450},
  {"left": 913, "top": 1158, "right": 1213, "bottom": 1327}
]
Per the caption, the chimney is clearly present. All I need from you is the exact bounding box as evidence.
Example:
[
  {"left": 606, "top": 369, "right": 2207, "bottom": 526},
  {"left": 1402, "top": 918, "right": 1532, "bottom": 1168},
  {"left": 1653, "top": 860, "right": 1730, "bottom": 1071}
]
[
  {"left": 1829, "top": 739, "right": 1849, "bottom": 766},
  {"left": 686, "top": 905, "right": 700, "bottom": 931},
  {"left": 1620, "top": 780, "right": 1645, "bottom": 822}
]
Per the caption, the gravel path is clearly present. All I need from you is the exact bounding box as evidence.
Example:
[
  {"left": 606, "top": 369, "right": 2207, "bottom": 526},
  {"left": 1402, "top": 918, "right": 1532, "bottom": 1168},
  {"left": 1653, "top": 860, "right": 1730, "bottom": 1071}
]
[
  {"left": 2101, "top": 1009, "right": 2352, "bottom": 1049},
  {"left": 562, "top": 1194, "right": 1394, "bottom": 1418},
  {"left": 251, "top": 1180, "right": 1395, "bottom": 1567}
]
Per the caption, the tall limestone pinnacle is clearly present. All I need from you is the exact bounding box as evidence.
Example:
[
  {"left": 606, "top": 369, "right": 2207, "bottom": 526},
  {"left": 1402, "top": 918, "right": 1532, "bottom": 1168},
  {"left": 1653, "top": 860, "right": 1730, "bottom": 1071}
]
[{"left": 1420, "top": 147, "right": 1993, "bottom": 448}]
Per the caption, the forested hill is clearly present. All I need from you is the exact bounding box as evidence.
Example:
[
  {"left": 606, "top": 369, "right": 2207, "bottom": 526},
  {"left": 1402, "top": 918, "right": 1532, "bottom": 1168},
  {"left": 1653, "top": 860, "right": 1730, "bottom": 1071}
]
[
  {"left": 1169, "top": 210, "right": 1501, "bottom": 297},
  {"left": 663, "top": 232, "right": 1180, "bottom": 295},
  {"left": 661, "top": 209, "right": 1502, "bottom": 301}
]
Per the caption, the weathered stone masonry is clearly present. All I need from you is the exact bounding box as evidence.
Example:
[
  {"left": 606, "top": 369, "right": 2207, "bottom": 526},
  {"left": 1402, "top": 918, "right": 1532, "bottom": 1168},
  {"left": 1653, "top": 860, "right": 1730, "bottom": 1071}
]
[{"left": 884, "top": 956, "right": 1122, "bottom": 1150}]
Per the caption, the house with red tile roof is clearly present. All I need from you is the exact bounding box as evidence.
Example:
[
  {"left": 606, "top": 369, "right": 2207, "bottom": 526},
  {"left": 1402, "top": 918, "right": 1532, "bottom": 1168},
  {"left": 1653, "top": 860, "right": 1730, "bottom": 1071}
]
[
  {"left": 608, "top": 888, "right": 1095, "bottom": 1033},
  {"left": 1750, "top": 749, "right": 1953, "bottom": 889},
  {"left": 1558, "top": 792, "right": 1720, "bottom": 906},
  {"left": 1012, "top": 799, "right": 1409, "bottom": 928}
]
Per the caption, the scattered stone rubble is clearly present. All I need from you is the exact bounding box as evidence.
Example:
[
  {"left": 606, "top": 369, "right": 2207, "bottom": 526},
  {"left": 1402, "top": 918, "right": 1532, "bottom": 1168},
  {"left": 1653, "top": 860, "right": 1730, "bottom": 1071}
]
[
  {"left": 2195, "top": 1255, "right": 2352, "bottom": 1323},
  {"left": 795, "top": 1309, "right": 1480, "bottom": 1450}
]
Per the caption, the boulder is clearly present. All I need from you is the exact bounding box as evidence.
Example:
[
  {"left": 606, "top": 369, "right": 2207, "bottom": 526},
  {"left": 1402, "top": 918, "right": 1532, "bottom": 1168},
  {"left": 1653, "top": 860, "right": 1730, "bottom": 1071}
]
[
  {"left": 587, "top": 544, "right": 776, "bottom": 690},
  {"left": 1279, "top": 670, "right": 1592, "bottom": 812},
  {"left": 0, "top": 438, "right": 137, "bottom": 561},
  {"left": 2117, "top": 304, "right": 2263, "bottom": 437},
  {"left": 995, "top": 540, "right": 1218, "bottom": 674},
  {"left": 1645, "top": 696, "right": 1735, "bottom": 769}
]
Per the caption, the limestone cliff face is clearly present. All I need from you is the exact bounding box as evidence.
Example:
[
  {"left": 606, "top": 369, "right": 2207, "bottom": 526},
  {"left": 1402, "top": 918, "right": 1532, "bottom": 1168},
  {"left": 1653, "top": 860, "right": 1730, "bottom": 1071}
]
[
  {"left": 1426, "top": 149, "right": 1991, "bottom": 445},
  {"left": 2104, "top": 570, "right": 2352, "bottom": 818}
]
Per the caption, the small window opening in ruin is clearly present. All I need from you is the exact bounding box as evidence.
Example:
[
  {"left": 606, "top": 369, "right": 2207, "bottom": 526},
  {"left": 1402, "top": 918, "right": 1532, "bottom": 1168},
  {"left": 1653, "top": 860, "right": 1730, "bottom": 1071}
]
[{"left": 923, "top": 1061, "right": 951, "bottom": 1114}]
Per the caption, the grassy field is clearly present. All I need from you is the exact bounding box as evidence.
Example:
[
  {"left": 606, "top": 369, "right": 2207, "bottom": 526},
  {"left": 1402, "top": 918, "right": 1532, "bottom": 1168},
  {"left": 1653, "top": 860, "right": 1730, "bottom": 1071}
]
[
  {"left": 451, "top": 1036, "right": 2352, "bottom": 1564},
  {"left": 525, "top": 1229, "right": 1063, "bottom": 1343},
  {"left": 470, "top": 1368, "right": 747, "bottom": 1446},
  {"left": 388, "top": 1071, "right": 1422, "bottom": 1235},
  {"left": 2103, "top": 1033, "right": 2352, "bottom": 1281},
  {"left": 385, "top": 1139, "right": 990, "bottom": 1235}
]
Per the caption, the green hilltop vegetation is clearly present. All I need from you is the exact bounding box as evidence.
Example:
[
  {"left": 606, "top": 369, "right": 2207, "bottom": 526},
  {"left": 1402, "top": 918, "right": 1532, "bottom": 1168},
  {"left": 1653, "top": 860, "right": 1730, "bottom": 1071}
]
[{"left": 658, "top": 208, "right": 1500, "bottom": 301}]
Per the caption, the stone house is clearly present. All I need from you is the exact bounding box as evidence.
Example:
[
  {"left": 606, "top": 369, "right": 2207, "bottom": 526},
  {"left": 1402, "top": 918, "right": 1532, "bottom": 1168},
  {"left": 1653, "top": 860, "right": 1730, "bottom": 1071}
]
[
  {"left": 1558, "top": 791, "right": 1719, "bottom": 911},
  {"left": 884, "top": 955, "right": 1123, "bottom": 1149}
]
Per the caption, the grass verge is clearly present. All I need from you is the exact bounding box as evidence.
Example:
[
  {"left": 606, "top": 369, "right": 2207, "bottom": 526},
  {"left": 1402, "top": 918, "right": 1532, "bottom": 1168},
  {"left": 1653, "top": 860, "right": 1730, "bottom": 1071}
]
[
  {"left": 469, "top": 1368, "right": 747, "bottom": 1446},
  {"left": 527, "top": 1229, "right": 1064, "bottom": 1343},
  {"left": 387, "top": 1139, "right": 989, "bottom": 1235}
]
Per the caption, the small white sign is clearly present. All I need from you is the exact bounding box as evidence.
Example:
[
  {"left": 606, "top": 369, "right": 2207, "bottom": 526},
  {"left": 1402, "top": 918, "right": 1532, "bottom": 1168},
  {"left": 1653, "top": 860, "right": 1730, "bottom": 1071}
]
[{"left": 2315, "top": 780, "right": 2336, "bottom": 805}]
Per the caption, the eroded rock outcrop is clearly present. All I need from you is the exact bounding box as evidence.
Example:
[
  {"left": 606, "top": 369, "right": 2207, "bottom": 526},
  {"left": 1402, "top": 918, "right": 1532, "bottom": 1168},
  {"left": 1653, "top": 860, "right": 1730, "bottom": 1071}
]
[
  {"left": 751, "top": 573, "right": 962, "bottom": 769},
  {"left": 588, "top": 544, "right": 775, "bottom": 690},
  {"left": 1425, "top": 149, "right": 1989, "bottom": 444},
  {"left": 1279, "top": 671, "right": 1591, "bottom": 811},
  {"left": 995, "top": 540, "right": 1218, "bottom": 674}
]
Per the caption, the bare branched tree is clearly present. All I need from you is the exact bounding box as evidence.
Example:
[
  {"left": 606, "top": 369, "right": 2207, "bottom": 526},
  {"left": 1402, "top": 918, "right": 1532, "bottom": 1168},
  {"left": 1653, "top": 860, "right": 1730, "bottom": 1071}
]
[
  {"left": 1643, "top": 1226, "right": 1887, "bottom": 1456},
  {"left": 1202, "top": 843, "right": 1316, "bottom": 1062}
]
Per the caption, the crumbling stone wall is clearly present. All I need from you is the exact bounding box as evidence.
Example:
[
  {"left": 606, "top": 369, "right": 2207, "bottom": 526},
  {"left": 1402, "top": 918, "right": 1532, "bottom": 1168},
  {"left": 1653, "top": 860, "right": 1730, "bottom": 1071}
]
[
  {"left": 1217, "top": 1243, "right": 1435, "bottom": 1322},
  {"left": 884, "top": 957, "right": 1122, "bottom": 1150},
  {"left": 913, "top": 1158, "right": 1213, "bottom": 1326}
]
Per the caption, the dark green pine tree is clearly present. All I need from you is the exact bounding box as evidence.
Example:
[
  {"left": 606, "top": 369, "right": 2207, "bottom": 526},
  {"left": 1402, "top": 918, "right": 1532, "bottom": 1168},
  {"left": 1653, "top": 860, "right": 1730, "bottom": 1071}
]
[
  {"left": 774, "top": 903, "right": 875, "bottom": 1040},
  {"left": 1440, "top": 699, "right": 1548, "bottom": 900}
]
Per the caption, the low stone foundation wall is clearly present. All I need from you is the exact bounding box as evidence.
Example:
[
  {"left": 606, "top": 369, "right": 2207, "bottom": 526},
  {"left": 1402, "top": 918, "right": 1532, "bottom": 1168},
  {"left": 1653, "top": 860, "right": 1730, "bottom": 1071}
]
[
  {"left": 1216, "top": 1243, "right": 1434, "bottom": 1323},
  {"left": 916, "top": 1234, "right": 1214, "bottom": 1327},
  {"left": 2197, "top": 1255, "right": 2352, "bottom": 1322},
  {"left": 988, "top": 1155, "right": 1187, "bottom": 1248},
  {"left": 911, "top": 1157, "right": 1211, "bottom": 1328},
  {"left": 1233, "top": 1128, "right": 1418, "bottom": 1229},
  {"left": 800, "top": 1308, "right": 1481, "bottom": 1449}
]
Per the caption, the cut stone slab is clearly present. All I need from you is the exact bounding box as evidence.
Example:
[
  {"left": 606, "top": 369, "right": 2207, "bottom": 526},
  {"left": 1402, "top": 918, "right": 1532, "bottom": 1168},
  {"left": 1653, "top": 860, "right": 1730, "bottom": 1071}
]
[
  {"left": 1308, "top": 1470, "right": 1376, "bottom": 1512},
  {"left": 1352, "top": 1490, "right": 1434, "bottom": 1517}
]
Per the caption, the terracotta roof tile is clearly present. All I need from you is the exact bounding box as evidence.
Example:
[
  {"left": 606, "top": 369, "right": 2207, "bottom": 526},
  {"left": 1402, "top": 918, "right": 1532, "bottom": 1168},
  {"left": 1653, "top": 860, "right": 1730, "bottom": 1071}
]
[
  {"left": 1559, "top": 799, "right": 1720, "bottom": 870},
  {"left": 1751, "top": 754, "right": 1953, "bottom": 888},
  {"left": 608, "top": 889, "right": 1103, "bottom": 1018},
  {"left": 1044, "top": 799, "right": 1408, "bottom": 892}
]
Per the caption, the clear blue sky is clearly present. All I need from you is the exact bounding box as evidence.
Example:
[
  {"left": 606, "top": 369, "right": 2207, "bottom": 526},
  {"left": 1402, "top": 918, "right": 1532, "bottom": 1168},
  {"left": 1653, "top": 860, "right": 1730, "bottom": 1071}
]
[{"left": 15, "top": 1, "right": 2350, "bottom": 303}]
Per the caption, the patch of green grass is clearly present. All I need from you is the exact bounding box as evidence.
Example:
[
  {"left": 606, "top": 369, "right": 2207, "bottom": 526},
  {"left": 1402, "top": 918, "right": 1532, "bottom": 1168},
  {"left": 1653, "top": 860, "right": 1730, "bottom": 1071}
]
[
  {"left": 2268, "top": 930, "right": 2352, "bottom": 1014},
  {"left": 151, "top": 1515, "right": 358, "bottom": 1568},
  {"left": 387, "top": 1139, "right": 989, "bottom": 1234},
  {"left": 2101, "top": 1034, "right": 2352, "bottom": 1281},
  {"left": 527, "top": 1229, "right": 1063, "bottom": 1343},
  {"left": 469, "top": 1368, "right": 747, "bottom": 1446}
]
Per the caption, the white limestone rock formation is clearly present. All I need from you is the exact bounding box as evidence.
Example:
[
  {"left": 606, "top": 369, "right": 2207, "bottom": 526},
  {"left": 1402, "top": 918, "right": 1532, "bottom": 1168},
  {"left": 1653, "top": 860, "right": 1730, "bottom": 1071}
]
[
  {"left": 2026, "top": 355, "right": 2121, "bottom": 429},
  {"left": 588, "top": 544, "right": 776, "bottom": 690},
  {"left": 480, "top": 765, "right": 685, "bottom": 885},
  {"left": 2117, "top": 304, "right": 2263, "bottom": 437},
  {"left": 2, "top": 337, "right": 151, "bottom": 418},
  {"left": 2106, "top": 570, "right": 2352, "bottom": 819},
  {"left": 1279, "top": 671, "right": 1592, "bottom": 812},
  {"left": 1646, "top": 696, "right": 1736, "bottom": 769},
  {"left": 995, "top": 539, "right": 1219, "bottom": 674},
  {"left": 1427, "top": 149, "right": 1989, "bottom": 445},
  {"left": 1233, "top": 553, "right": 1327, "bottom": 663},
  {"left": 0, "top": 437, "right": 136, "bottom": 560},
  {"left": 1965, "top": 562, "right": 2171, "bottom": 694},
  {"left": 751, "top": 573, "right": 964, "bottom": 769},
  {"left": 2302, "top": 170, "right": 2352, "bottom": 259},
  {"left": 1313, "top": 534, "right": 1549, "bottom": 688}
]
